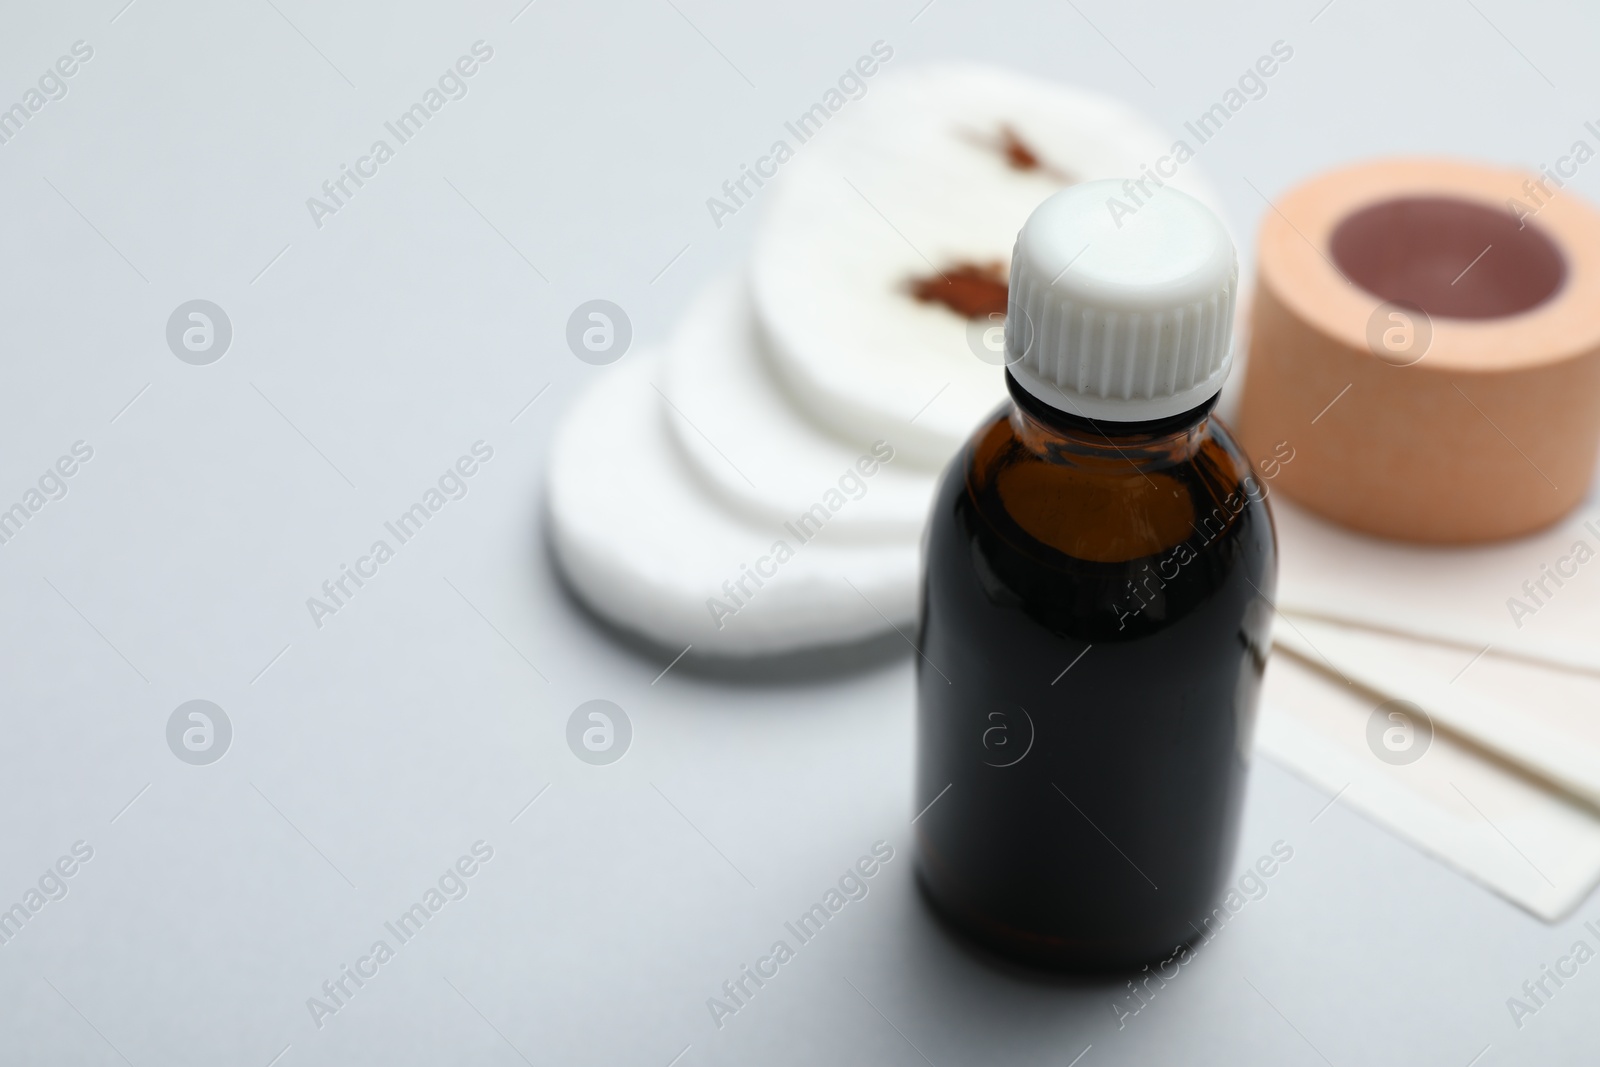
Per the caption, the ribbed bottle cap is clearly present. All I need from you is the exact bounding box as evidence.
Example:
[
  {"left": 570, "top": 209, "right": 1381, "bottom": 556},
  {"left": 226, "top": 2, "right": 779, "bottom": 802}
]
[{"left": 1005, "top": 180, "right": 1238, "bottom": 422}]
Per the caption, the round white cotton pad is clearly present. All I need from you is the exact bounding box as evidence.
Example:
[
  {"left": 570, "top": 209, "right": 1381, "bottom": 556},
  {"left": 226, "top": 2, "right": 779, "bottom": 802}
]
[
  {"left": 545, "top": 351, "right": 919, "bottom": 657},
  {"left": 660, "top": 274, "right": 942, "bottom": 541},
  {"left": 751, "top": 62, "right": 1231, "bottom": 465}
]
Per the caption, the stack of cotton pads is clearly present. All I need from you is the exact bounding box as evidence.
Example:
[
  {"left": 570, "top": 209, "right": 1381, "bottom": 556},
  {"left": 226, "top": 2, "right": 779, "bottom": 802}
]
[{"left": 547, "top": 64, "right": 1230, "bottom": 657}]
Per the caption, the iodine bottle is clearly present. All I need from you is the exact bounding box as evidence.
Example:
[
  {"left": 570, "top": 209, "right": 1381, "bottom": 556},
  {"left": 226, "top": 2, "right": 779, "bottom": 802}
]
[{"left": 914, "top": 181, "right": 1277, "bottom": 969}]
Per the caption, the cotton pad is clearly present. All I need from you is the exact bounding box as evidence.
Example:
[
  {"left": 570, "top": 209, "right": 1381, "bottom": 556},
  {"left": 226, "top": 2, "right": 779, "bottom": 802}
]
[
  {"left": 660, "top": 274, "right": 942, "bottom": 540},
  {"left": 546, "top": 351, "right": 919, "bottom": 657},
  {"left": 751, "top": 63, "right": 1229, "bottom": 465}
]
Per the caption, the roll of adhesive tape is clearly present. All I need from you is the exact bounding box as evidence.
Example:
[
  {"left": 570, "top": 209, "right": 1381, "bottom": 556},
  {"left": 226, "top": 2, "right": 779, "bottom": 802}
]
[{"left": 1236, "top": 157, "right": 1600, "bottom": 543}]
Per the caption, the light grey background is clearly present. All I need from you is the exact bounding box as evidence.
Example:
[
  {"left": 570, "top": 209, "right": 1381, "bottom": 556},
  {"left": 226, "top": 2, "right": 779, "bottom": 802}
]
[{"left": 0, "top": 0, "right": 1594, "bottom": 1063}]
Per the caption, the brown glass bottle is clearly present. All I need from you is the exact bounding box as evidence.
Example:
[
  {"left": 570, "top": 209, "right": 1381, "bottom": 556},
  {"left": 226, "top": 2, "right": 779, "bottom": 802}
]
[{"left": 913, "top": 370, "right": 1276, "bottom": 970}]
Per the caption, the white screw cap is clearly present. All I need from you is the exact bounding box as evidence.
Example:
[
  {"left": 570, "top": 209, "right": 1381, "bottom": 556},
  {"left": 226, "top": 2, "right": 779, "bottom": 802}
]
[{"left": 1005, "top": 179, "right": 1238, "bottom": 422}]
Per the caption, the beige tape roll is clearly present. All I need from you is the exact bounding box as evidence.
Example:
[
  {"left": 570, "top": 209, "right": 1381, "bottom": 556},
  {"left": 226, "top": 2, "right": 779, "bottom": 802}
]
[{"left": 1236, "top": 157, "right": 1600, "bottom": 543}]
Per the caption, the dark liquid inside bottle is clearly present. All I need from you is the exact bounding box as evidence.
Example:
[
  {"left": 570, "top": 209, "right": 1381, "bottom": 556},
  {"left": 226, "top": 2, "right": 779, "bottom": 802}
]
[{"left": 914, "top": 372, "right": 1277, "bottom": 970}]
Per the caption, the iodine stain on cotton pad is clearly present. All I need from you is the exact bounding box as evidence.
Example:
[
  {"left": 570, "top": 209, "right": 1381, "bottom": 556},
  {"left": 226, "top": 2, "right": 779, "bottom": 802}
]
[
  {"left": 546, "top": 351, "right": 918, "bottom": 657},
  {"left": 906, "top": 260, "right": 1010, "bottom": 320},
  {"left": 660, "top": 275, "right": 940, "bottom": 540},
  {"left": 750, "top": 63, "right": 1229, "bottom": 467},
  {"left": 963, "top": 123, "right": 1077, "bottom": 183}
]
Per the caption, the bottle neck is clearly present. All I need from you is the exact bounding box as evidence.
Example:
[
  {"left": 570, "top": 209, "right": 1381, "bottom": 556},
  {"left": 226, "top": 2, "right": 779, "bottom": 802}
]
[{"left": 1004, "top": 369, "right": 1217, "bottom": 467}]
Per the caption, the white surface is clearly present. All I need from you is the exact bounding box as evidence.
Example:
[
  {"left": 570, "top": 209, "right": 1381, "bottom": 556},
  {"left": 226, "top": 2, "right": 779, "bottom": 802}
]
[
  {"left": 547, "top": 348, "right": 917, "bottom": 655},
  {"left": 4, "top": 1, "right": 1600, "bottom": 1065},
  {"left": 1007, "top": 181, "right": 1238, "bottom": 419}
]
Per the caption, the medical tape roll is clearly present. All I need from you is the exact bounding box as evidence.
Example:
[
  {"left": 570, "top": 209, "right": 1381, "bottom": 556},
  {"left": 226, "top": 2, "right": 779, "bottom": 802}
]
[{"left": 1236, "top": 157, "right": 1600, "bottom": 543}]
